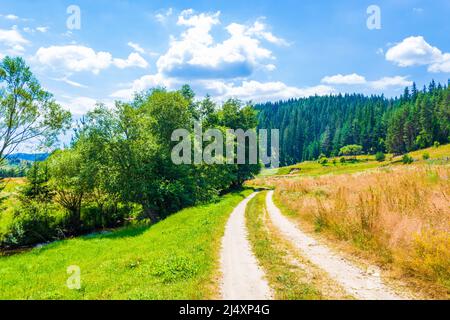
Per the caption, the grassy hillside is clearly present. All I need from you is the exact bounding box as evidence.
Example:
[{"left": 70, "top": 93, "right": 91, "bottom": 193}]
[
  {"left": 262, "top": 143, "right": 450, "bottom": 177},
  {"left": 249, "top": 145, "right": 450, "bottom": 299},
  {"left": 0, "top": 189, "right": 252, "bottom": 300}
]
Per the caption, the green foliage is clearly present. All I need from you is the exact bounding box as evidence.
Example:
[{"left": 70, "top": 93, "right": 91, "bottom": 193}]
[
  {"left": 74, "top": 90, "right": 259, "bottom": 224},
  {"left": 0, "top": 57, "right": 71, "bottom": 163},
  {"left": 422, "top": 152, "right": 430, "bottom": 160},
  {"left": 340, "top": 157, "right": 346, "bottom": 163},
  {"left": 21, "top": 162, "right": 53, "bottom": 202},
  {"left": 46, "top": 149, "right": 87, "bottom": 232},
  {"left": 1, "top": 199, "right": 62, "bottom": 247},
  {"left": 375, "top": 152, "right": 386, "bottom": 162},
  {"left": 1, "top": 86, "right": 261, "bottom": 248},
  {"left": 339, "top": 144, "right": 363, "bottom": 157},
  {"left": 434, "top": 141, "right": 441, "bottom": 148},
  {"left": 318, "top": 154, "right": 328, "bottom": 165},
  {"left": 402, "top": 154, "right": 414, "bottom": 164}
]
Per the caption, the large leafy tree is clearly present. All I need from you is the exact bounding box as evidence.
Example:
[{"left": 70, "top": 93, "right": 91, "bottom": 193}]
[
  {"left": 74, "top": 90, "right": 194, "bottom": 222},
  {"left": 73, "top": 90, "right": 261, "bottom": 223},
  {"left": 0, "top": 57, "right": 71, "bottom": 162}
]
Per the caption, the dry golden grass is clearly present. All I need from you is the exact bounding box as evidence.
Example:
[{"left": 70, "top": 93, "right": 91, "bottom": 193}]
[{"left": 253, "top": 165, "right": 450, "bottom": 297}]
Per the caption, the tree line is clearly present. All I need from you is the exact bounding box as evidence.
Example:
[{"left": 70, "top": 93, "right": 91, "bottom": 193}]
[
  {"left": 256, "top": 80, "right": 450, "bottom": 166},
  {"left": 0, "top": 57, "right": 260, "bottom": 248}
]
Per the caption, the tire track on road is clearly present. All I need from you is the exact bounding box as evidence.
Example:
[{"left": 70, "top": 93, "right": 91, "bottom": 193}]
[
  {"left": 220, "top": 192, "right": 273, "bottom": 300},
  {"left": 266, "top": 190, "right": 406, "bottom": 300}
]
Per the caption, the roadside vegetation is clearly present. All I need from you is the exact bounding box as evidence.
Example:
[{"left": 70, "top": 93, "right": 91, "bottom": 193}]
[
  {"left": 0, "top": 189, "right": 252, "bottom": 299},
  {"left": 245, "top": 192, "right": 354, "bottom": 299}
]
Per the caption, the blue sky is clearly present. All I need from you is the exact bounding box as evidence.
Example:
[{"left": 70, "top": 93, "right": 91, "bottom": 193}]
[{"left": 0, "top": 0, "right": 449, "bottom": 120}]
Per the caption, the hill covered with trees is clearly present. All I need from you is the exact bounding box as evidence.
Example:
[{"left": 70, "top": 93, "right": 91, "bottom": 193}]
[{"left": 256, "top": 80, "right": 450, "bottom": 166}]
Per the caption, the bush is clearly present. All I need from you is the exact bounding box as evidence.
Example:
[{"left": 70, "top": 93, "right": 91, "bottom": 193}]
[
  {"left": 339, "top": 144, "right": 363, "bottom": 157},
  {"left": 422, "top": 152, "right": 430, "bottom": 160},
  {"left": 375, "top": 152, "right": 386, "bottom": 162},
  {"left": 1, "top": 200, "right": 64, "bottom": 248},
  {"left": 402, "top": 154, "right": 414, "bottom": 164},
  {"left": 434, "top": 141, "right": 440, "bottom": 148},
  {"left": 81, "top": 201, "right": 133, "bottom": 230},
  {"left": 318, "top": 155, "right": 328, "bottom": 165},
  {"left": 340, "top": 157, "right": 346, "bottom": 164}
]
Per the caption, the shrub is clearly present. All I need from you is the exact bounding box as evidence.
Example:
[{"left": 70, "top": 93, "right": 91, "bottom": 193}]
[
  {"left": 375, "top": 152, "right": 386, "bottom": 162},
  {"left": 1, "top": 200, "right": 64, "bottom": 248},
  {"left": 318, "top": 155, "right": 328, "bottom": 165},
  {"left": 82, "top": 201, "right": 133, "bottom": 230},
  {"left": 402, "top": 154, "right": 414, "bottom": 164},
  {"left": 339, "top": 144, "right": 363, "bottom": 158},
  {"left": 422, "top": 152, "right": 430, "bottom": 160},
  {"left": 340, "top": 157, "right": 346, "bottom": 164},
  {"left": 434, "top": 141, "right": 440, "bottom": 148}
]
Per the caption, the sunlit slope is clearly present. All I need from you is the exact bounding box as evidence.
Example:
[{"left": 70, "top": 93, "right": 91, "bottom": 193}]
[
  {"left": 260, "top": 144, "right": 450, "bottom": 177},
  {"left": 0, "top": 190, "right": 252, "bottom": 300}
]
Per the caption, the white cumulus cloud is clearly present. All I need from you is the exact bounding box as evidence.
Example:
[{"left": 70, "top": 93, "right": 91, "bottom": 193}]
[
  {"left": 156, "top": 9, "right": 285, "bottom": 79},
  {"left": 34, "top": 45, "right": 148, "bottom": 74},
  {"left": 36, "top": 26, "right": 49, "bottom": 33},
  {"left": 370, "top": 76, "right": 412, "bottom": 89},
  {"left": 385, "top": 36, "right": 450, "bottom": 73},
  {"left": 0, "top": 14, "right": 19, "bottom": 21},
  {"left": 127, "top": 42, "right": 145, "bottom": 54},
  {"left": 111, "top": 73, "right": 175, "bottom": 100},
  {"left": 59, "top": 96, "right": 99, "bottom": 115},
  {"left": 113, "top": 52, "right": 149, "bottom": 69},
  {"left": 0, "top": 27, "right": 29, "bottom": 54},
  {"left": 246, "top": 20, "right": 289, "bottom": 46},
  {"left": 321, "top": 73, "right": 367, "bottom": 85},
  {"left": 202, "top": 80, "right": 335, "bottom": 102},
  {"left": 155, "top": 8, "right": 173, "bottom": 24}
]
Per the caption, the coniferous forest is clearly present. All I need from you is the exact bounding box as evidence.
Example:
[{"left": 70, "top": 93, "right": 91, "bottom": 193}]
[{"left": 257, "top": 80, "right": 450, "bottom": 166}]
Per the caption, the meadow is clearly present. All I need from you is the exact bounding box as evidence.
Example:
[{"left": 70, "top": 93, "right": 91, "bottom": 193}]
[
  {"left": 0, "top": 189, "right": 252, "bottom": 299},
  {"left": 249, "top": 144, "right": 450, "bottom": 299},
  {"left": 269, "top": 143, "right": 450, "bottom": 178}
]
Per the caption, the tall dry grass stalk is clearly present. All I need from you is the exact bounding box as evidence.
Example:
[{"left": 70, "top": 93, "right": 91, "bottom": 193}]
[{"left": 262, "top": 165, "right": 450, "bottom": 290}]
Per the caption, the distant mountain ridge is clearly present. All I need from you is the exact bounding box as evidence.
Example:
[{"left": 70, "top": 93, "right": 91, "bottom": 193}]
[{"left": 6, "top": 153, "right": 49, "bottom": 162}]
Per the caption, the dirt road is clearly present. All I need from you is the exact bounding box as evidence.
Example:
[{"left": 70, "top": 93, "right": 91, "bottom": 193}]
[
  {"left": 220, "top": 192, "right": 273, "bottom": 300},
  {"left": 265, "top": 190, "right": 405, "bottom": 300}
]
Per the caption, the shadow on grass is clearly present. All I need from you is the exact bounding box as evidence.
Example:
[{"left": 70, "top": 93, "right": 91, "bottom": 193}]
[{"left": 0, "top": 225, "right": 153, "bottom": 258}]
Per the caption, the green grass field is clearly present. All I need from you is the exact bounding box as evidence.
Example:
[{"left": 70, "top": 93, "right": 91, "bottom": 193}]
[{"left": 0, "top": 189, "right": 252, "bottom": 300}]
